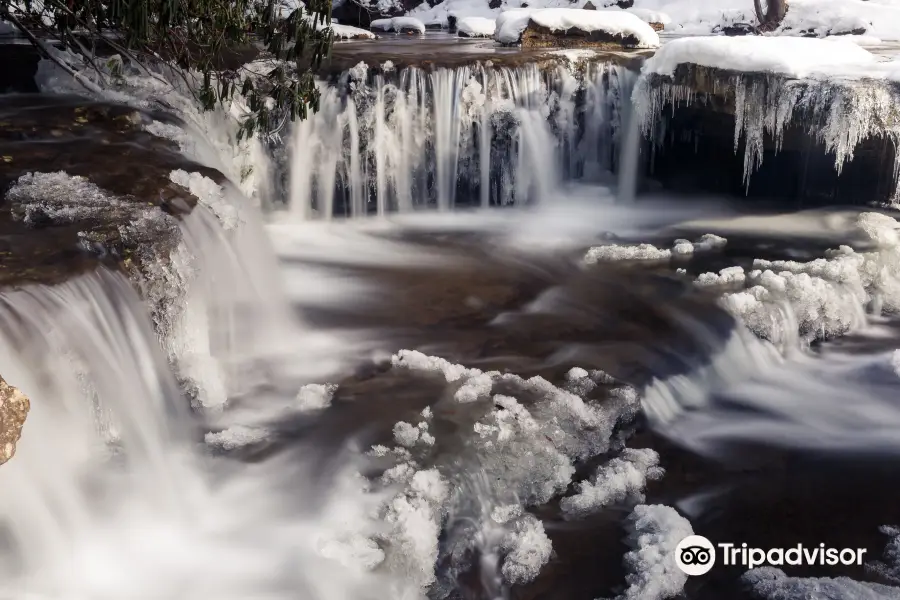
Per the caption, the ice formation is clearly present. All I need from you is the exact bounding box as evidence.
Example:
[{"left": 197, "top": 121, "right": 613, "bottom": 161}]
[
  {"left": 559, "top": 448, "right": 664, "bottom": 518},
  {"left": 742, "top": 566, "right": 900, "bottom": 600},
  {"left": 295, "top": 382, "right": 339, "bottom": 412},
  {"left": 620, "top": 504, "right": 693, "bottom": 600},
  {"left": 703, "top": 212, "right": 900, "bottom": 346},
  {"left": 584, "top": 233, "right": 727, "bottom": 263},
  {"left": 204, "top": 425, "right": 269, "bottom": 450},
  {"left": 634, "top": 38, "right": 900, "bottom": 196},
  {"left": 364, "top": 351, "right": 644, "bottom": 590}
]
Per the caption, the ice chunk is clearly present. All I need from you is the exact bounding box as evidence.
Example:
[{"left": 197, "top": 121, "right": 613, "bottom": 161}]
[
  {"left": 560, "top": 448, "right": 664, "bottom": 518},
  {"left": 584, "top": 243, "right": 672, "bottom": 263},
  {"left": 204, "top": 425, "right": 268, "bottom": 450},
  {"left": 295, "top": 382, "right": 338, "bottom": 412},
  {"left": 393, "top": 421, "right": 421, "bottom": 447},
  {"left": 696, "top": 266, "right": 747, "bottom": 287},
  {"left": 455, "top": 372, "right": 494, "bottom": 403},
  {"left": 500, "top": 513, "right": 553, "bottom": 585},
  {"left": 620, "top": 504, "right": 693, "bottom": 600}
]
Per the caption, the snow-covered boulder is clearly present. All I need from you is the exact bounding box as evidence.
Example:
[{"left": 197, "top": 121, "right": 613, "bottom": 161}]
[
  {"left": 494, "top": 8, "right": 660, "bottom": 49},
  {"left": 370, "top": 16, "right": 426, "bottom": 33},
  {"left": 457, "top": 16, "right": 496, "bottom": 37},
  {"left": 331, "top": 23, "right": 377, "bottom": 39}
]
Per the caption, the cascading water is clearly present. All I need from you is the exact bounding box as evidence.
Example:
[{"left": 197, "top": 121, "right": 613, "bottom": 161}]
[{"left": 287, "top": 60, "right": 639, "bottom": 219}]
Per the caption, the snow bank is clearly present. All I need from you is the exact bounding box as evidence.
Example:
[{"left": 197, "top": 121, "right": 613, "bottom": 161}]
[
  {"left": 457, "top": 16, "right": 496, "bottom": 37},
  {"left": 641, "top": 35, "right": 878, "bottom": 79},
  {"left": 620, "top": 504, "right": 693, "bottom": 600},
  {"left": 370, "top": 16, "right": 426, "bottom": 33},
  {"left": 494, "top": 8, "right": 660, "bottom": 46}
]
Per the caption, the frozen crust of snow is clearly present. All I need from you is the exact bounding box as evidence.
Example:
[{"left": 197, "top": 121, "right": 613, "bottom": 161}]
[
  {"left": 641, "top": 35, "right": 878, "bottom": 79},
  {"left": 494, "top": 8, "right": 661, "bottom": 46},
  {"left": 621, "top": 504, "right": 693, "bottom": 600},
  {"left": 370, "top": 16, "right": 426, "bottom": 33},
  {"left": 457, "top": 16, "right": 496, "bottom": 37},
  {"left": 560, "top": 448, "right": 664, "bottom": 518}
]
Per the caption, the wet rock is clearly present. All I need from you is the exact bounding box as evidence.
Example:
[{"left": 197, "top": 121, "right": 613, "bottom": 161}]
[
  {"left": 0, "top": 95, "right": 216, "bottom": 288},
  {"left": 0, "top": 375, "right": 29, "bottom": 466},
  {"left": 521, "top": 20, "right": 650, "bottom": 49},
  {"left": 331, "top": 0, "right": 419, "bottom": 28},
  {"left": 0, "top": 45, "right": 40, "bottom": 94},
  {"left": 489, "top": 0, "right": 502, "bottom": 8}
]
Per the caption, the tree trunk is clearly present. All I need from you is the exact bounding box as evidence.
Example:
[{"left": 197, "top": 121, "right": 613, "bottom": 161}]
[{"left": 754, "top": 0, "right": 787, "bottom": 31}]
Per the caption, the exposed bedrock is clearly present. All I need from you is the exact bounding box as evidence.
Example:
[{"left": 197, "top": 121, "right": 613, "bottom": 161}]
[
  {"left": 0, "top": 375, "right": 29, "bottom": 466},
  {"left": 634, "top": 63, "right": 900, "bottom": 206}
]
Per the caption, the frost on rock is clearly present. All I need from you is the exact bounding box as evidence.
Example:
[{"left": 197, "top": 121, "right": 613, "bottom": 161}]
[
  {"left": 169, "top": 169, "right": 241, "bottom": 230},
  {"left": 634, "top": 53, "right": 900, "bottom": 198},
  {"left": 204, "top": 425, "right": 268, "bottom": 450},
  {"left": 742, "top": 566, "right": 900, "bottom": 600},
  {"left": 295, "top": 383, "right": 338, "bottom": 412},
  {"left": 7, "top": 171, "right": 131, "bottom": 225},
  {"left": 500, "top": 513, "right": 553, "bottom": 585},
  {"left": 620, "top": 504, "right": 693, "bottom": 600},
  {"left": 560, "top": 448, "right": 664, "bottom": 518}
]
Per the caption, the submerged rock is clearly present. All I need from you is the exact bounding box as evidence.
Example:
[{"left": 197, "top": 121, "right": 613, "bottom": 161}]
[{"left": 0, "top": 375, "right": 29, "bottom": 465}]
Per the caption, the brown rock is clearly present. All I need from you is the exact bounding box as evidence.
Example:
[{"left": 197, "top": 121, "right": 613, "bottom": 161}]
[
  {"left": 648, "top": 21, "right": 664, "bottom": 31},
  {"left": 0, "top": 375, "right": 29, "bottom": 466},
  {"left": 520, "top": 19, "right": 647, "bottom": 49}
]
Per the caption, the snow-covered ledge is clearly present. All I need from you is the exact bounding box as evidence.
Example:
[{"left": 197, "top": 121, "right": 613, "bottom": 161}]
[{"left": 633, "top": 36, "right": 900, "bottom": 204}]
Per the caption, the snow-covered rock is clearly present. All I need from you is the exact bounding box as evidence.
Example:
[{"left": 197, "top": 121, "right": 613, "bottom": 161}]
[
  {"left": 370, "top": 16, "right": 426, "bottom": 33},
  {"left": 494, "top": 8, "right": 660, "bottom": 47},
  {"left": 457, "top": 16, "right": 496, "bottom": 37},
  {"left": 331, "top": 23, "right": 377, "bottom": 39},
  {"left": 620, "top": 504, "right": 693, "bottom": 600}
]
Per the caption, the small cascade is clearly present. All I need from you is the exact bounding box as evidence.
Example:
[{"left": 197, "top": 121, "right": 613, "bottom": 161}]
[{"left": 288, "top": 60, "right": 639, "bottom": 219}]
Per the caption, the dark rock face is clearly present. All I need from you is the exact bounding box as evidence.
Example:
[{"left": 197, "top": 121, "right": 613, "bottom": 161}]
[
  {"left": 0, "top": 94, "right": 217, "bottom": 287},
  {"left": 331, "top": 0, "right": 419, "bottom": 27},
  {"left": 0, "top": 45, "right": 40, "bottom": 94},
  {"left": 582, "top": 1, "right": 597, "bottom": 9},
  {"left": 489, "top": 0, "right": 502, "bottom": 9}
]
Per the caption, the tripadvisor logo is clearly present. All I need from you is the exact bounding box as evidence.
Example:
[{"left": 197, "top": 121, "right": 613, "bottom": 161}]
[{"left": 674, "top": 535, "right": 868, "bottom": 576}]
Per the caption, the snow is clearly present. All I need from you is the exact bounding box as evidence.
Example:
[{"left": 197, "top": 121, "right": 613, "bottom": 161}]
[
  {"left": 457, "top": 16, "right": 496, "bottom": 37},
  {"left": 641, "top": 36, "right": 879, "bottom": 79},
  {"left": 696, "top": 266, "right": 747, "bottom": 287},
  {"left": 331, "top": 23, "right": 376, "bottom": 39},
  {"left": 620, "top": 504, "right": 693, "bottom": 600},
  {"left": 625, "top": 7, "right": 671, "bottom": 26},
  {"left": 500, "top": 514, "right": 553, "bottom": 585},
  {"left": 495, "top": 8, "right": 660, "bottom": 46},
  {"left": 370, "top": 16, "right": 426, "bottom": 33},
  {"left": 169, "top": 170, "right": 241, "bottom": 230}
]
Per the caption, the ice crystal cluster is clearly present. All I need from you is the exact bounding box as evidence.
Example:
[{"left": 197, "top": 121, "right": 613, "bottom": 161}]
[{"left": 351, "top": 350, "right": 686, "bottom": 597}]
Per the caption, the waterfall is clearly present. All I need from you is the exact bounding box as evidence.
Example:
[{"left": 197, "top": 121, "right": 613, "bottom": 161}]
[{"left": 288, "top": 61, "right": 640, "bottom": 219}]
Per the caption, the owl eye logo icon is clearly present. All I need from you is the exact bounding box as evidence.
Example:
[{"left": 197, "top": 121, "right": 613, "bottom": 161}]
[{"left": 675, "top": 535, "right": 716, "bottom": 576}]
